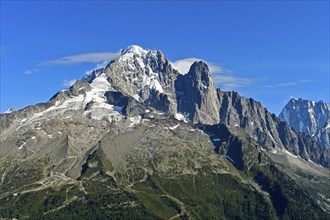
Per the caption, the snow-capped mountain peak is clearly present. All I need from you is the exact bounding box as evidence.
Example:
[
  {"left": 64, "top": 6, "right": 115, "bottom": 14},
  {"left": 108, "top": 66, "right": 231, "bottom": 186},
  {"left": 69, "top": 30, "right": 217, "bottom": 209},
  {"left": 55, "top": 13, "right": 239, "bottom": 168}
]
[
  {"left": 42, "top": 45, "right": 177, "bottom": 125},
  {"left": 98, "top": 45, "right": 177, "bottom": 101},
  {"left": 84, "top": 45, "right": 152, "bottom": 82},
  {"left": 82, "top": 45, "right": 170, "bottom": 97}
]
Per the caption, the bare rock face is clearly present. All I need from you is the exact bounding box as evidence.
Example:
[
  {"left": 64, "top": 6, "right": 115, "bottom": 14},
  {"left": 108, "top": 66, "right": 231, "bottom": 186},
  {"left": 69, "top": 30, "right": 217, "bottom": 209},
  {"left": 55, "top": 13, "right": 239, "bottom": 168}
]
[
  {"left": 218, "top": 91, "right": 285, "bottom": 150},
  {"left": 279, "top": 98, "right": 330, "bottom": 149},
  {"left": 175, "top": 61, "right": 220, "bottom": 125},
  {"left": 217, "top": 91, "right": 329, "bottom": 168}
]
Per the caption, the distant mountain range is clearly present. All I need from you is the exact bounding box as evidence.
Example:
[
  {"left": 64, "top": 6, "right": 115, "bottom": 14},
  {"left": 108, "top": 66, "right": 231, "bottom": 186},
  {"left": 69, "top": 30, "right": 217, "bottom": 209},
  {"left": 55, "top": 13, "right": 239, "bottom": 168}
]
[
  {"left": 0, "top": 46, "right": 329, "bottom": 219},
  {"left": 279, "top": 98, "right": 330, "bottom": 149}
]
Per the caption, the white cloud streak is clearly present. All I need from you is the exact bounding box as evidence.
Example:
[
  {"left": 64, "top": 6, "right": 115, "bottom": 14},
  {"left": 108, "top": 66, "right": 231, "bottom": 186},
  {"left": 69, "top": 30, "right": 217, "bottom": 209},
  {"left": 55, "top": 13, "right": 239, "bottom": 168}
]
[
  {"left": 43, "top": 52, "right": 119, "bottom": 65},
  {"left": 263, "top": 80, "right": 311, "bottom": 88},
  {"left": 298, "top": 79, "right": 313, "bottom": 83},
  {"left": 212, "top": 75, "right": 254, "bottom": 91},
  {"left": 63, "top": 79, "right": 77, "bottom": 87},
  {"left": 24, "top": 68, "right": 39, "bottom": 75}
]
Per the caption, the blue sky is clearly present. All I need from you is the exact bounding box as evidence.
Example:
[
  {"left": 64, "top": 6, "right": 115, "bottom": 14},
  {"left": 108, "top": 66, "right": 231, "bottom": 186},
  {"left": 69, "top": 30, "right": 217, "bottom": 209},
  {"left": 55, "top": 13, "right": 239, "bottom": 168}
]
[{"left": 1, "top": 1, "right": 329, "bottom": 114}]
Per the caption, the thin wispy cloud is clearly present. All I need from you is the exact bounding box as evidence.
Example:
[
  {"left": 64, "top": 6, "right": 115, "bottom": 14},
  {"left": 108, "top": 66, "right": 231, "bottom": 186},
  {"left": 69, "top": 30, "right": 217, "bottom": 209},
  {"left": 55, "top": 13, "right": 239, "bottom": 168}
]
[
  {"left": 212, "top": 75, "right": 255, "bottom": 91},
  {"left": 298, "top": 79, "right": 313, "bottom": 83},
  {"left": 24, "top": 68, "right": 39, "bottom": 75},
  {"left": 263, "top": 79, "right": 312, "bottom": 88},
  {"left": 42, "top": 52, "right": 119, "bottom": 65},
  {"left": 63, "top": 79, "right": 77, "bottom": 87},
  {"left": 275, "top": 82, "right": 297, "bottom": 87}
]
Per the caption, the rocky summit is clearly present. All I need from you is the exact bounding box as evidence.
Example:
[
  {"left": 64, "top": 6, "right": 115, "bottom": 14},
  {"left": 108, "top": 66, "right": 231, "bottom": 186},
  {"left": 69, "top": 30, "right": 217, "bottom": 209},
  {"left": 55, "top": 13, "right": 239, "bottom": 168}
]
[{"left": 0, "top": 45, "right": 329, "bottom": 219}]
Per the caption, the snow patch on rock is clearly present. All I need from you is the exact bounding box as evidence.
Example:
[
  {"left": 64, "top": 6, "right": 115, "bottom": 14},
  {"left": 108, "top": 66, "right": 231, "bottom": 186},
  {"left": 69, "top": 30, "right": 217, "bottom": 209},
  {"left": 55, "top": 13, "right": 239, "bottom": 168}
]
[
  {"left": 212, "top": 138, "right": 221, "bottom": 142},
  {"left": 169, "top": 124, "right": 180, "bottom": 130},
  {"left": 128, "top": 115, "right": 142, "bottom": 127},
  {"left": 226, "top": 155, "right": 235, "bottom": 164},
  {"left": 18, "top": 142, "right": 26, "bottom": 150},
  {"left": 174, "top": 112, "right": 190, "bottom": 123},
  {"left": 283, "top": 149, "right": 298, "bottom": 158}
]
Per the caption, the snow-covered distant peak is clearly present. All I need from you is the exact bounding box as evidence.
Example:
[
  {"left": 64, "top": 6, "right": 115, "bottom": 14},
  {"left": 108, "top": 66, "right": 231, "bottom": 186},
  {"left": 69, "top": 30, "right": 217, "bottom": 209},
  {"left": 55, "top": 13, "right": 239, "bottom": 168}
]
[{"left": 279, "top": 98, "right": 330, "bottom": 144}]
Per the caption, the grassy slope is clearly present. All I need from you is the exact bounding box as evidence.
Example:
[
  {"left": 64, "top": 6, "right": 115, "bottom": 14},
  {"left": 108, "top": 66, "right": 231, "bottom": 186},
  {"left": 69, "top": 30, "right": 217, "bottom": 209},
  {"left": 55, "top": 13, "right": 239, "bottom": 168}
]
[{"left": 0, "top": 121, "right": 329, "bottom": 219}]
